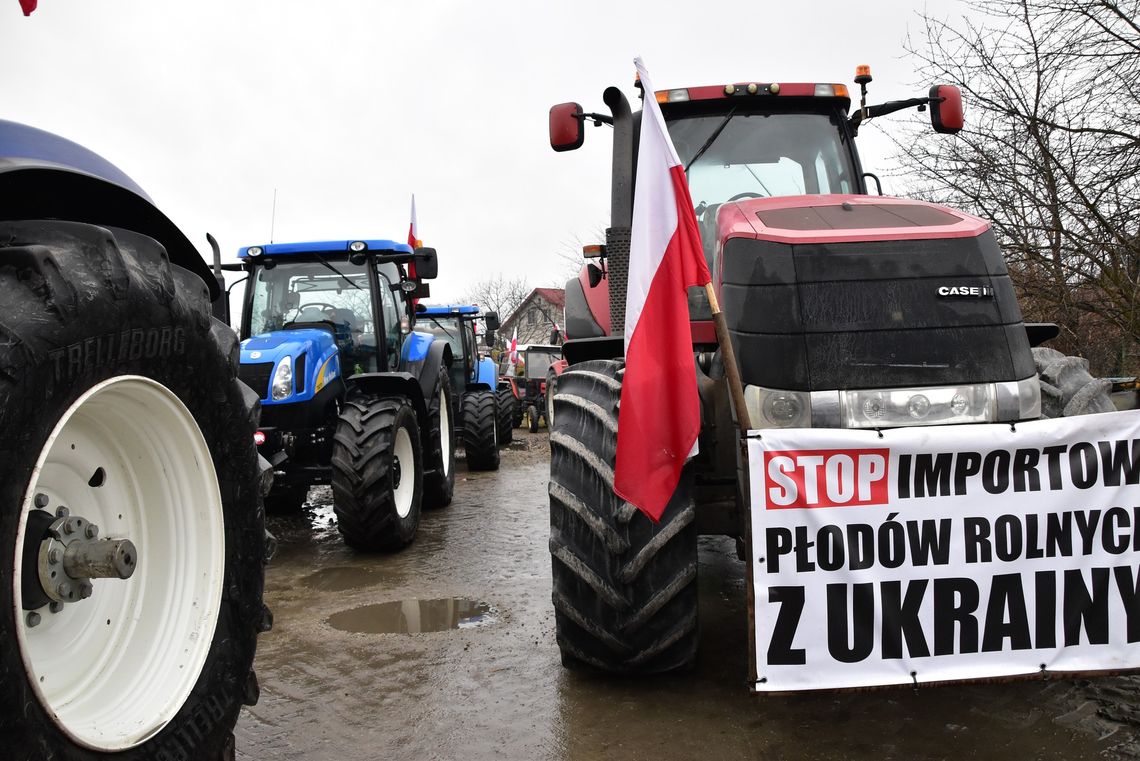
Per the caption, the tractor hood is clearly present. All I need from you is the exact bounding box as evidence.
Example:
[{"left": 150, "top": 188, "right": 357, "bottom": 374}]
[
  {"left": 713, "top": 194, "right": 989, "bottom": 247},
  {"left": 239, "top": 328, "right": 340, "bottom": 405},
  {"left": 714, "top": 194, "right": 1035, "bottom": 399}
]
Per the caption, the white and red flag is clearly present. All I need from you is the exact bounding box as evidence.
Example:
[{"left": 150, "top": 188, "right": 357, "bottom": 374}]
[
  {"left": 406, "top": 193, "right": 421, "bottom": 286},
  {"left": 613, "top": 57, "right": 711, "bottom": 522},
  {"left": 508, "top": 327, "right": 519, "bottom": 367},
  {"left": 407, "top": 193, "right": 421, "bottom": 249}
]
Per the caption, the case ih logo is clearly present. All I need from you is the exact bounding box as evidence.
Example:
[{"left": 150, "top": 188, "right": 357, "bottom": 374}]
[
  {"left": 936, "top": 285, "right": 993, "bottom": 298},
  {"left": 764, "top": 448, "right": 890, "bottom": 509}
]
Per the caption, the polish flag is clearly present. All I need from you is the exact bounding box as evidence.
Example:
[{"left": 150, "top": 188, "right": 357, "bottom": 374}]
[
  {"left": 406, "top": 194, "right": 420, "bottom": 285},
  {"left": 508, "top": 327, "right": 519, "bottom": 366},
  {"left": 19, "top": 0, "right": 36, "bottom": 15},
  {"left": 613, "top": 58, "right": 711, "bottom": 523}
]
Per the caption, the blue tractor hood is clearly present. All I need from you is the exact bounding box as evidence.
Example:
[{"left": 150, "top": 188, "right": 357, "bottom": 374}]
[{"left": 240, "top": 328, "right": 341, "bottom": 405}]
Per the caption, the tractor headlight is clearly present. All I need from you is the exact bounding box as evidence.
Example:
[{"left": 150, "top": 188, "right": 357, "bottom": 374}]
[
  {"left": 744, "top": 386, "right": 811, "bottom": 429},
  {"left": 271, "top": 355, "right": 293, "bottom": 401},
  {"left": 743, "top": 377, "right": 1040, "bottom": 431}
]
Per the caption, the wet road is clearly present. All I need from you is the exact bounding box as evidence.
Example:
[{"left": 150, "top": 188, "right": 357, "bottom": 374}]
[{"left": 237, "top": 430, "right": 1140, "bottom": 760}]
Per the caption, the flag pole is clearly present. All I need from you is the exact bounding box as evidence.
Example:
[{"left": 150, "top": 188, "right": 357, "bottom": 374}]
[{"left": 703, "top": 283, "right": 752, "bottom": 433}]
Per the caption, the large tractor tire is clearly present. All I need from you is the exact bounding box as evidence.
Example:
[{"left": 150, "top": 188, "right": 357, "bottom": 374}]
[
  {"left": 1033, "top": 347, "right": 1115, "bottom": 418},
  {"left": 462, "top": 390, "right": 500, "bottom": 471},
  {"left": 548, "top": 360, "right": 698, "bottom": 674},
  {"left": 331, "top": 396, "right": 423, "bottom": 551},
  {"left": 0, "top": 221, "right": 268, "bottom": 760},
  {"left": 422, "top": 370, "right": 455, "bottom": 509},
  {"left": 511, "top": 386, "right": 525, "bottom": 428},
  {"left": 495, "top": 386, "right": 515, "bottom": 445},
  {"left": 264, "top": 484, "right": 309, "bottom": 515}
]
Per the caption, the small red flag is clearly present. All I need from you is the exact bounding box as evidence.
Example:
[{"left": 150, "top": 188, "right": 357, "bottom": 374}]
[
  {"left": 19, "top": 0, "right": 37, "bottom": 15},
  {"left": 613, "top": 58, "right": 711, "bottom": 522}
]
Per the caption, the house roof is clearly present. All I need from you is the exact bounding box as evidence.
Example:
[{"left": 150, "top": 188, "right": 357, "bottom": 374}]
[{"left": 532, "top": 287, "right": 565, "bottom": 308}]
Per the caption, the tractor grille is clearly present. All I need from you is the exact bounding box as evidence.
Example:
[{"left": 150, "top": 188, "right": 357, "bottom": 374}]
[
  {"left": 606, "top": 226, "right": 631, "bottom": 336},
  {"left": 294, "top": 353, "right": 306, "bottom": 394},
  {"left": 239, "top": 362, "right": 274, "bottom": 399}
]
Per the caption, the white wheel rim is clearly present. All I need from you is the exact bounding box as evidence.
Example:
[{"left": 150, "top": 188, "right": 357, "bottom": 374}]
[
  {"left": 393, "top": 426, "right": 415, "bottom": 518},
  {"left": 439, "top": 387, "right": 451, "bottom": 478},
  {"left": 13, "top": 375, "right": 225, "bottom": 751},
  {"left": 547, "top": 386, "right": 555, "bottom": 429}
]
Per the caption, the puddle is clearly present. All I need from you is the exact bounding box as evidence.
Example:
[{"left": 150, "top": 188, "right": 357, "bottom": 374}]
[
  {"left": 301, "top": 566, "right": 384, "bottom": 592},
  {"left": 328, "top": 598, "right": 496, "bottom": 633}
]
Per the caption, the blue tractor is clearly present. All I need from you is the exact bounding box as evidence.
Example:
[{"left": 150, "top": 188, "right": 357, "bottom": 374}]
[
  {"left": 419, "top": 305, "right": 505, "bottom": 467},
  {"left": 227, "top": 239, "right": 456, "bottom": 551}
]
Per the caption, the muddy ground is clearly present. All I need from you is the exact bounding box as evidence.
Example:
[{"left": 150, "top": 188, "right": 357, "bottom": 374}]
[{"left": 236, "top": 429, "right": 1140, "bottom": 760}]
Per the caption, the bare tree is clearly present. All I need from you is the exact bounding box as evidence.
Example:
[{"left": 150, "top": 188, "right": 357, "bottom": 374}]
[
  {"left": 897, "top": 0, "right": 1140, "bottom": 374},
  {"left": 462, "top": 274, "right": 530, "bottom": 323}
]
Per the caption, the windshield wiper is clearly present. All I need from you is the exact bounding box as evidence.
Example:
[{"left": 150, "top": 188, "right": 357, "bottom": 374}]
[
  {"left": 315, "top": 253, "right": 362, "bottom": 290},
  {"left": 428, "top": 317, "right": 457, "bottom": 342},
  {"left": 684, "top": 106, "right": 737, "bottom": 173}
]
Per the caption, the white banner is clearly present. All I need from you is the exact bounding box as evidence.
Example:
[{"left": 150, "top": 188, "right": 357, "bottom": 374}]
[{"left": 748, "top": 410, "right": 1140, "bottom": 692}]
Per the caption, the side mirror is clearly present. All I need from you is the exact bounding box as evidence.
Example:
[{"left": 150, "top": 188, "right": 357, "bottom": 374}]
[
  {"left": 929, "top": 85, "right": 963, "bottom": 134},
  {"left": 587, "top": 263, "right": 605, "bottom": 288},
  {"left": 484, "top": 329, "right": 496, "bottom": 348},
  {"left": 550, "top": 102, "right": 584, "bottom": 152},
  {"left": 413, "top": 247, "right": 438, "bottom": 280},
  {"left": 483, "top": 311, "right": 500, "bottom": 331}
]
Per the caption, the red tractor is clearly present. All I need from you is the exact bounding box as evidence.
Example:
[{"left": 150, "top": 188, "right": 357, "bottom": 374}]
[{"left": 546, "top": 70, "right": 1111, "bottom": 674}]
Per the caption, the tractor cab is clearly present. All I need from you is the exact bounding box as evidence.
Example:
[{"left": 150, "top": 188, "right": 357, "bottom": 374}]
[
  {"left": 417, "top": 304, "right": 500, "bottom": 397},
  {"left": 233, "top": 240, "right": 437, "bottom": 412}
]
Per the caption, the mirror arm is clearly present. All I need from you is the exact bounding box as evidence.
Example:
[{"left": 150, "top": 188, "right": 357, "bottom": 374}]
[{"left": 579, "top": 111, "right": 613, "bottom": 127}]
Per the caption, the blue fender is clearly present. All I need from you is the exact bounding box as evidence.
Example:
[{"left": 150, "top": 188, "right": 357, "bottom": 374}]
[
  {"left": 472, "top": 357, "right": 498, "bottom": 390},
  {"left": 0, "top": 120, "right": 217, "bottom": 298}
]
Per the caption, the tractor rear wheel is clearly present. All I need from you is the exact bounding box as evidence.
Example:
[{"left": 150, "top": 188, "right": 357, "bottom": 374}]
[
  {"left": 0, "top": 221, "right": 267, "bottom": 760},
  {"left": 495, "top": 386, "right": 515, "bottom": 445},
  {"left": 331, "top": 396, "right": 423, "bottom": 551},
  {"left": 461, "top": 390, "right": 499, "bottom": 471},
  {"left": 548, "top": 360, "right": 698, "bottom": 674},
  {"left": 265, "top": 484, "right": 309, "bottom": 515},
  {"left": 1033, "top": 347, "right": 1114, "bottom": 417},
  {"left": 422, "top": 370, "right": 455, "bottom": 509}
]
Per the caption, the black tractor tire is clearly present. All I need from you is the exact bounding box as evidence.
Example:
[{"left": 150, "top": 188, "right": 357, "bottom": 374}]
[
  {"left": 548, "top": 359, "right": 698, "bottom": 674},
  {"left": 495, "top": 386, "right": 515, "bottom": 445},
  {"left": 0, "top": 221, "right": 267, "bottom": 760},
  {"left": 1033, "top": 347, "right": 1115, "bottom": 418},
  {"left": 422, "top": 369, "right": 455, "bottom": 509},
  {"left": 331, "top": 396, "right": 423, "bottom": 551},
  {"left": 528, "top": 404, "right": 540, "bottom": 433},
  {"left": 512, "top": 388, "right": 525, "bottom": 428},
  {"left": 545, "top": 368, "right": 558, "bottom": 432},
  {"left": 265, "top": 484, "right": 309, "bottom": 515},
  {"left": 462, "top": 390, "right": 500, "bottom": 471}
]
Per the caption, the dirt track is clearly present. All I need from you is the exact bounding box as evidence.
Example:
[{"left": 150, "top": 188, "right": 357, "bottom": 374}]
[{"left": 236, "top": 429, "right": 1140, "bottom": 760}]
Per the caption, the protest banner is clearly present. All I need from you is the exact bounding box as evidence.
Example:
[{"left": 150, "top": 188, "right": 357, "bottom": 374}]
[{"left": 748, "top": 410, "right": 1140, "bottom": 691}]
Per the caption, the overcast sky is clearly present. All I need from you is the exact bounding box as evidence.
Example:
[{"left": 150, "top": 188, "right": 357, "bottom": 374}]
[{"left": 2, "top": 0, "right": 964, "bottom": 305}]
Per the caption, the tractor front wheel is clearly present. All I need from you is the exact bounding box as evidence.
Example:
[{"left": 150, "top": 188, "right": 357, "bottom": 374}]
[
  {"left": 0, "top": 221, "right": 267, "bottom": 760},
  {"left": 461, "top": 390, "right": 499, "bottom": 471},
  {"left": 422, "top": 369, "right": 455, "bottom": 509},
  {"left": 331, "top": 396, "right": 423, "bottom": 551},
  {"left": 548, "top": 360, "right": 698, "bottom": 674}
]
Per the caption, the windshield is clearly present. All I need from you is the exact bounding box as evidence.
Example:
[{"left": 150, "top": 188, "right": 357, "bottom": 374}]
[
  {"left": 249, "top": 259, "right": 375, "bottom": 337},
  {"left": 423, "top": 315, "right": 464, "bottom": 356},
  {"left": 667, "top": 110, "right": 857, "bottom": 320},
  {"left": 524, "top": 349, "right": 559, "bottom": 380},
  {"left": 668, "top": 111, "right": 857, "bottom": 205}
]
